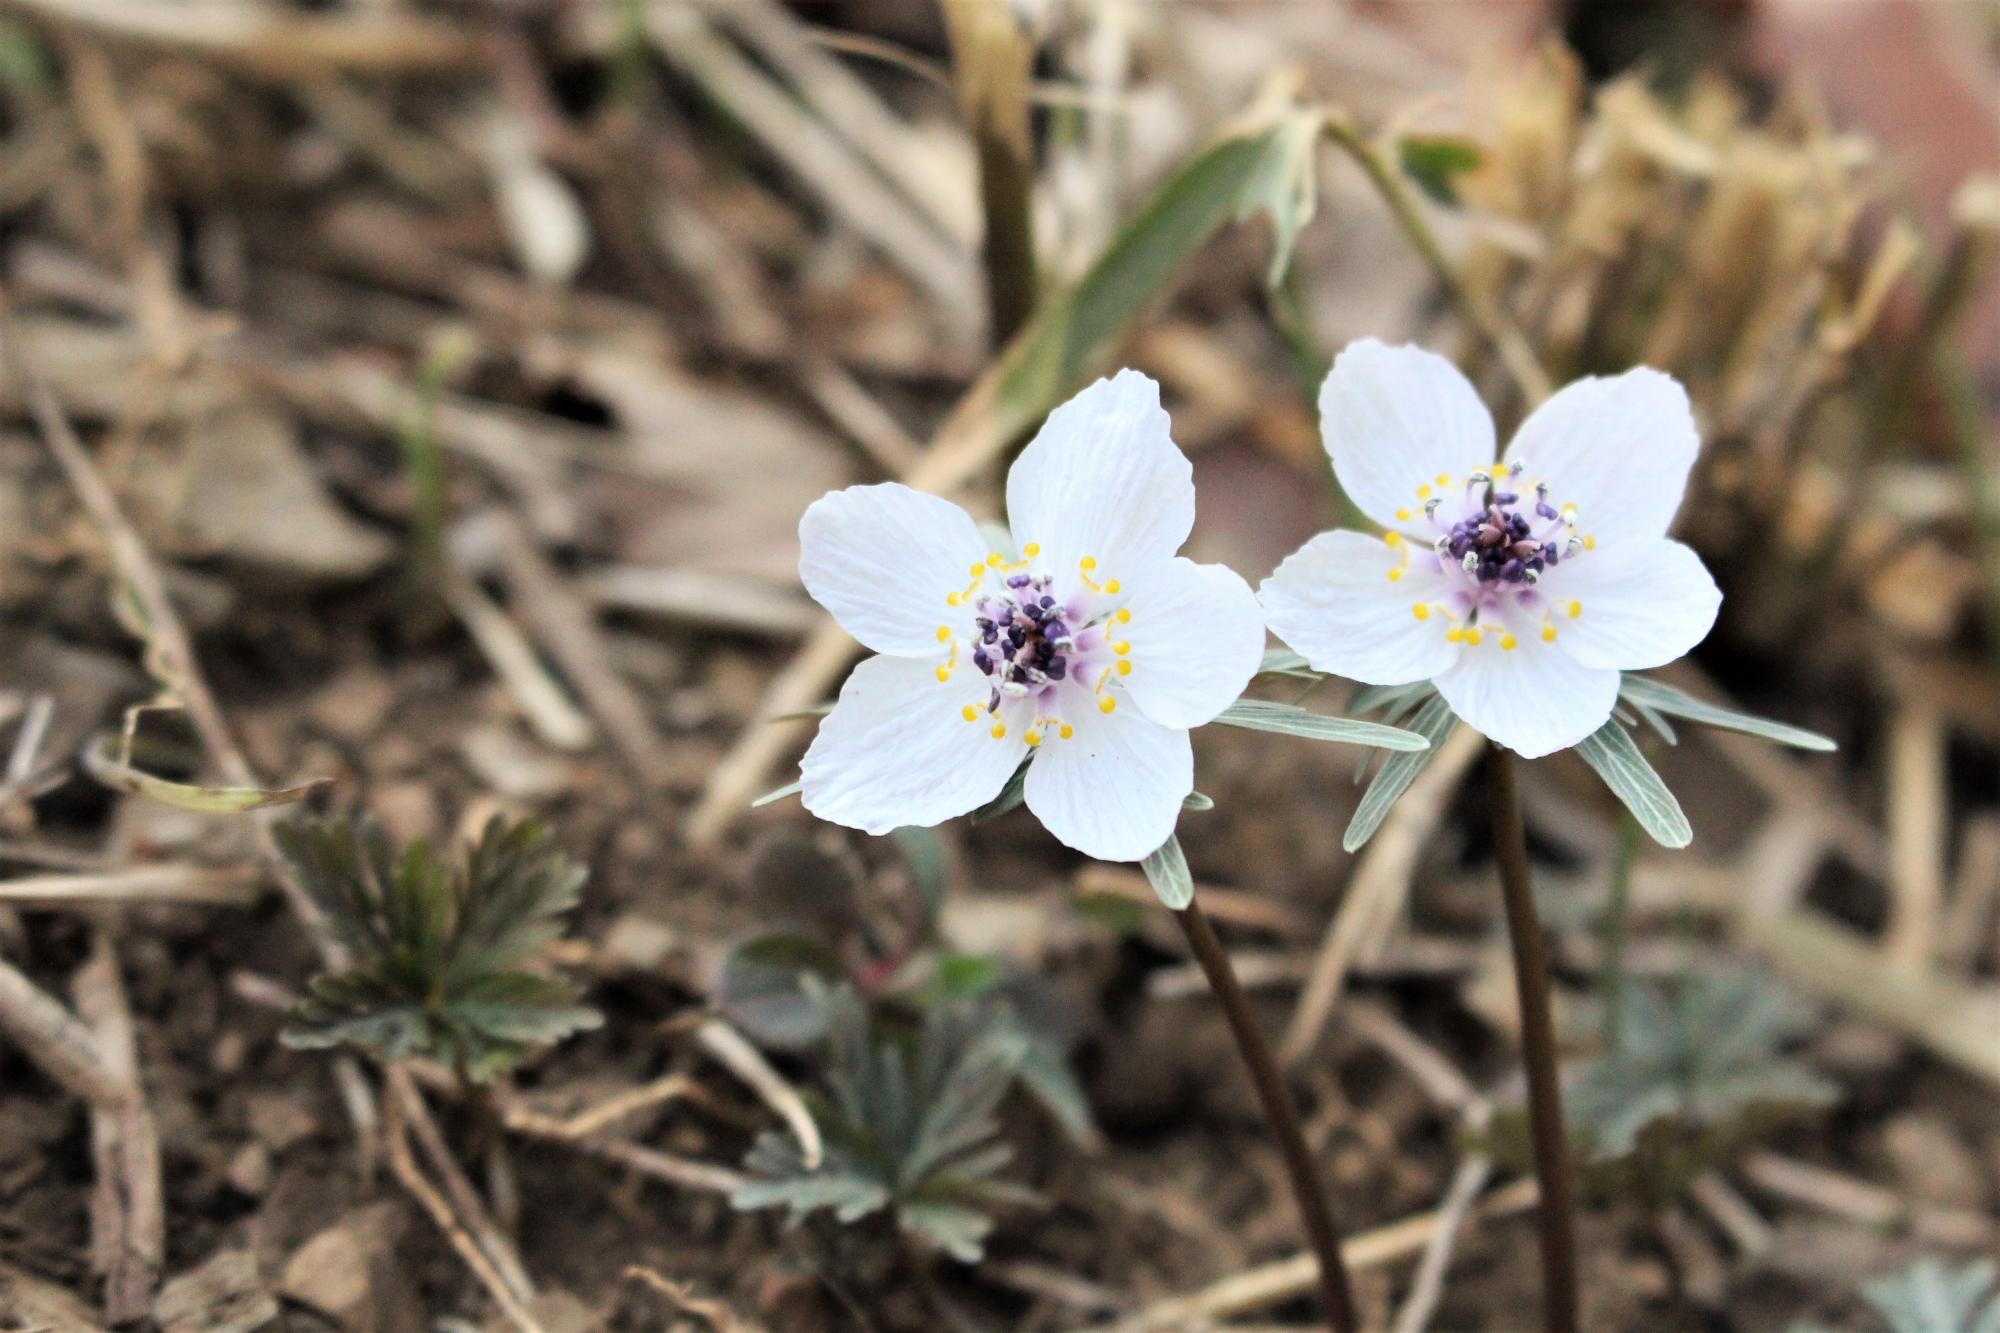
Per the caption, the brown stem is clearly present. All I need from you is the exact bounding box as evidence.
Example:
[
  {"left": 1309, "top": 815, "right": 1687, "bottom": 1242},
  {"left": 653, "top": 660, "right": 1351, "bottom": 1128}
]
[
  {"left": 1176, "top": 895, "right": 1360, "bottom": 1333},
  {"left": 1486, "top": 744, "right": 1580, "bottom": 1333}
]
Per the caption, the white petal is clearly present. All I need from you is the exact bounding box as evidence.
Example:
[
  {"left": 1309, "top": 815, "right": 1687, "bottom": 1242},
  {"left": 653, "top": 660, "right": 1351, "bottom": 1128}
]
[
  {"left": 1024, "top": 703, "right": 1192, "bottom": 862},
  {"left": 800, "top": 484, "right": 987, "bottom": 656},
  {"left": 1005, "top": 370, "right": 1194, "bottom": 579},
  {"left": 1258, "top": 530, "right": 1461, "bottom": 686},
  {"left": 1115, "top": 557, "right": 1265, "bottom": 729},
  {"left": 1539, "top": 539, "right": 1720, "bottom": 671},
  {"left": 1502, "top": 367, "right": 1697, "bottom": 544},
  {"left": 1433, "top": 640, "right": 1620, "bottom": 758},
  {"left": 801, "top": 654, "right": 1027, "bottom": 834},
  {"left": 1320, "top": 340, "right": 1497, "bottom": 534}
]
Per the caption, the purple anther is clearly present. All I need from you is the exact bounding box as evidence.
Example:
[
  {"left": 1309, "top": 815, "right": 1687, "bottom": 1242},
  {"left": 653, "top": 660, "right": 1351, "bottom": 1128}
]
[
  {"left": 973, "top": 648, "right": 992, "bottom": 674},
  {"left": 1046, "top": 659, "right": 1067, "bottom": 680},
  {"left": 1536, "top": 502, "right": 1559, "bottom": 520},
  {"left": 1494, "top": 492, "right": 1518, "bottom": 505},
  {"left": 1007, "top": 573, "right": 1031, "bottom": 588}
]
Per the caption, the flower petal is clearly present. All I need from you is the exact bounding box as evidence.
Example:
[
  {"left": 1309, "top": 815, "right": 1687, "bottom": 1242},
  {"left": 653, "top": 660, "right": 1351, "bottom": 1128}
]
[
  {"left": 799, "top": 483, "right": 989, "bottom": 656},
  {"left": 1502, "top": 367, "right": 1698, "bottom": 544},
  {"left": 1024, "top": 703, "right": 1192, "bottom": 861},
  {"left": 1258, "top": 530, "right": 1461, "bottom": 685},
  {"left": 1115, "top": 557, "right": 1265, "bottom": 729},
  {"left": 1321, "top": 340, "right": 1497, "bottom": 534},
  {"left": 801, "top": 654, "right": 1027, "bottom": 834},
  {"left": 1433, "top": 639, "right": 1620, "bottom": 758},
  {"left": 1005, "top": 370, "right": 1194, "bottom": 579},
  {"left": 1539, "top": 539, "right": 1720, "bottom": 671}
]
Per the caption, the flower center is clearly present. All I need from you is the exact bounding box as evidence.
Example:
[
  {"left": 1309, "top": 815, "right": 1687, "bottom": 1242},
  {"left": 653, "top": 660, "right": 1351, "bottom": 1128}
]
[
  {"left": 1389, "top": 464, "right": 1596, "bottom": 650},
  {"left": 935, "top": 546, "right": 1133, "bottom": 744}
]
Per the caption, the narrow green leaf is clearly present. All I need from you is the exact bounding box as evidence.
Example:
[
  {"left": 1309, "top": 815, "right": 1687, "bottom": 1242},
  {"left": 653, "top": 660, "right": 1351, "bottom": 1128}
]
[
  {"left": 970, "top": 758, "right": 1030, "bottom": 823},
  {"left": 1140, "top": 835, "right": 1193, "bottom": 911},
  {"left": 83, "top": 735, "right": 329, "bottom": 813},
  {"left": 1576, "top": 721, "right": 1693, "bottom": 849},
  {"left": 999, "top": 102, "right": 1326, "bottom": 420},
  {"left": 1257, "top": 647, "right": 1318, "bottom": 678},
  {"left": 1619, "top": 675, "right": 1835, "bottom": 752},
  {"left": 768, "top": 705, "right": 833, "bottom": 722},
  {"left": 1214, "top": 699, "right": 1429, "bottom": 751},
  {"left": 1344, "top": 694, "right": 1457, "bottom": 852},
  {"left": 1181, "top": 791, "right": 1214, "bottom": 812},
  {"left": 752, "top": 780, "right": 802, "bottom": 808}
]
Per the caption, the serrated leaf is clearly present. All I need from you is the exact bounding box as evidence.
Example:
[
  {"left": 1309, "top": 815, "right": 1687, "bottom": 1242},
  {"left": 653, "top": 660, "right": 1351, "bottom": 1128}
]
[
  {"left": 714, "top": 933, "right": 847, "bottom": 1051},
  {"left": 1575, "top": 721, "right": 1692, "bottom": 849},
  {"left": 1213, "top": 699, "right": 1430, "bottom": 751},
  {"left": 1568, "top": 968, "right": 1838, "bottom": 1165},
  {"left": 1620, "top": 675, "right": 1835, "bottom": 752},
  {"left": 83, "top": 735, "right": 329, "bottom": 812},
  {"left": 731, "top": 983, "right": 1035, "bottom": 1262},
  {"left": 1861, "top": 1259, "right": 2000, "bottom": 1333},
  {"left": 1397, "top": 133, "right": 1484, "bottom": 206},
  {"left": 1344, "top": 694, "right": 1457, "bottom": 852},
  {"left": 274, "top": 816, "right": 598, "bottom": 1079},
  {"left": 1140, "top": 835, "right": 1193, "bottom": 910}
]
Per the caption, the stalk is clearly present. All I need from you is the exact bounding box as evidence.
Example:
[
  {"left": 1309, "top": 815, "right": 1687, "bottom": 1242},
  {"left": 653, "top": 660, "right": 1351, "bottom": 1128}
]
[
  {"left": 1486, "top": 743, "right": 1580, "bottom": 1333},
  {"left": 1175, "top": 895, "right": 1360, "bottom": 1333},
  {"left": 939, "top": 0, "right": 1038, "bottom": 349},
  {"left": 1598, "top": 811, "right": 1641, "bottom": 1051}
]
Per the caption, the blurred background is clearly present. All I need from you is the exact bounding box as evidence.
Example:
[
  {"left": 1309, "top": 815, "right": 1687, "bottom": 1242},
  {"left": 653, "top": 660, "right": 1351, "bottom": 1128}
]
[{"left": 1, "top": 1, "right": 1998, "bottom": 1330}]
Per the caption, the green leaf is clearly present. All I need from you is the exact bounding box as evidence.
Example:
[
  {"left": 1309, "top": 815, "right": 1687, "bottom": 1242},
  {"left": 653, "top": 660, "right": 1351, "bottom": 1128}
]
[
  {"left": 1569, "top": 968, "right": 1837, "bottom": 1166},
  {"left": 998, "top": 100, "right": 1328, "bottom": 423},
  {"left": 1619, "top": 675, "right": 1835, "bottom": 751},
  {"left": 1233, "top": 105, "right": 1323, "bottom": 286},
  {"left": 1257, "top": 647, "right": 1317, "bottom": 678},
  {"left": 970, "top": 758, "right": 1030, "bottom": 823},
  {"left": 891, "top": 825, "right": 951, "bottom": 920},
  {"left": 83, "top": 735, "right": 329, "bottom": 813},
  {"left": 273, "top": 816, "right": 599, "bottom": 1080},
  {"left": 1140, "top": 835, "right": 1193, "bottom": 910},
  {"left": 1343, "top": 694, "right": 1458, "bottom": 852},
  {"left": 1181, "top": 791, "right": 1214, "bottom": 812},
  {"left": 714, "top": 933, "right": 847, "bottom": 1051},
  {"left": 1397, "top": 133, "right": 1484, "bottom": 206},
  {"left": 752, "top": 780, "right": 802, "bottom": 808},
  {"left": 1575, "top": 721, "right": 1692, "bottom": 849},
  {"left": 1213, "top": 699, "right": 1429, "bottom": 750},
  {"left": 1861, "top": 1259, "right": 2000, "bottom": 1333}
]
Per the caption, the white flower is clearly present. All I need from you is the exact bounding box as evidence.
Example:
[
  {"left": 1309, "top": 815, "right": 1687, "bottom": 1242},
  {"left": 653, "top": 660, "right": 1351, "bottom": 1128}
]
[
  {"left": 797, "top": 371, "right": 1265, "bottom": 861},
  {"left": 1260, "top": 340, "right": 1721, "bottom": 759}
]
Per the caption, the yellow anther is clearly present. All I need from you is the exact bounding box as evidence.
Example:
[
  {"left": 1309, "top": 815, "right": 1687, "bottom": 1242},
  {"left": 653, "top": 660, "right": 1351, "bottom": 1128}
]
[
  {"left": 1025, "top": 728, "right": 1043, "bottom": 747},
  {"left": 990, "top": 721, "right": 1007, "bottom": 740},
  {"left": 1566, "top": 600, "right": 1582, "bottom": 619},
  {"left": 935, "top": 666, "right": 951, "bottom": 682},
  {"left": 968, "top": 561, "right": 986, "bottom": 577},
  {"left": 1023, "top": 543, "right": 1041, "bottom": 557},
  {"left": 1417, "top": 484, "right": 1434, "bottom": 499},
  {"left": 1542, "top": 625, "right": 1558, "bottom": 643},
  {"left": 1113, "top": 640, "right": 1131, "bottom": 655},
  {"left": 1115, "top": 608, "right": 1132, "bottom": 624},
  {"left": 1384, "top": 531, "right": 1403, "bottom": 548},
  {"left": 1435, "top": 472, "right": 1451, "bottom": 486},
  {"left": 1059, "top": 723, "right": 1074, "bottom": 739},
  {"left": 935, "top": 626, "right": 951, "bottom": 642},
  {"left": 1079, "top": 556, "right": 1097, "bottom": 571},
  {"left": 1500, "top": 634, "right": 1519, "bottom": 651},
  {"left": 1446, "top": 627, "right": 1465, "bottom": 644},
  {"left": 1104, "top": 579, "right": 1121, "bottom": 594},
  {"left": 961, "top": 704, "right": 979, "bottom": 722},
  {"left": 1583, "top": 535, "right": 1597, "bottom": 550},
  {"left": 1465, "top": 628, "right": 1484, "bottom": 646},
  {"left": 1412, "top": 603, "right": 1430, "bottom": 621},
  {"left": 987, "top": 552, "right": 1005, "bottom": 568},
  {"left": 1098, "top": 696, "right": 1116, "bottom": 714},
  {"left": 1115, "top": 659, "right": 1133, "bottom": 676},
  {"left": 1387, "top": 567, "right": 1404, "bottom": 583},
  {"left": 946, "top": 592, "right": 963, "bottom": 607},
  {"left": 1396, "top": 508, "right": 1412, "bottom": 521}
]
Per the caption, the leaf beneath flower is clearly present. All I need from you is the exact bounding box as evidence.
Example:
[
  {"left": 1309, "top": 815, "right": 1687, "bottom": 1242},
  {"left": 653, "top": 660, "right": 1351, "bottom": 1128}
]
[{"left": 1575, "top": 721, "right": 1692, "bottom": 849}]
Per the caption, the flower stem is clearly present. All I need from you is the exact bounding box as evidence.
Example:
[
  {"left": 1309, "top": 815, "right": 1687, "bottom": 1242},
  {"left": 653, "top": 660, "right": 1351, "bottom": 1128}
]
[
  {"left": 1175, "top": 895, "right": 1360, "bottom": 1333},
  {"left": 1486, "top": 743, "right": 1579, "bottom": 1333}
]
